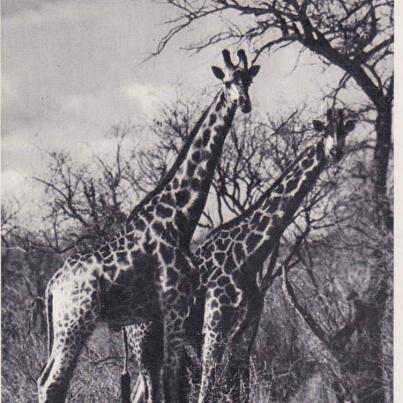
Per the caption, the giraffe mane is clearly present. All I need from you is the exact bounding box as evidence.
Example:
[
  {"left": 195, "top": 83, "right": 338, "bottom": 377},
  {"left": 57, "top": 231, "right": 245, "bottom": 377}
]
[
  {"left": 127, "top": 93, "right": 220, "bottom": 222},
  {"left": 207, "top": 145, "right": 313, "bottom": 237}
]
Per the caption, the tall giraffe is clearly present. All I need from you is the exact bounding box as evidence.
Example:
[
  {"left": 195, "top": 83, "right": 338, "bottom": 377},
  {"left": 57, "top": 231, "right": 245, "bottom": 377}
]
[
  {"left": 187, "top": 108, "right": 356, "bottom": 403},
  {"left": 37, "top": 49, "right": 260, "bottom": 403}
]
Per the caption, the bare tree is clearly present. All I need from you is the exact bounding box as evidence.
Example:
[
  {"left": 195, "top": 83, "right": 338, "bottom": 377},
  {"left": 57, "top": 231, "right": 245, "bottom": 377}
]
[
  {"left": 2, "top": 92, "right": 387, "bottom": 401},
  {"left": 157, "top": 0, "right": 393, "bottom": 225},
  {"left": 151, "top": 2, "right": 393, "bottom": 401}
]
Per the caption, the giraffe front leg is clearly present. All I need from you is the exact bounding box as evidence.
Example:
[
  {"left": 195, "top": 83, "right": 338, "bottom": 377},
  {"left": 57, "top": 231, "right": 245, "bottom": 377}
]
[
  {"left": 162, "top": 329, "right": 188, "bottom": 403},
  {"left": 197, "top": 328, "right": 227, "bottom": 403},
  {"left": 162, "top": 292, "right": 193, "bottom": 401},
  {"left": 197, "top": 300, "right": 240, "bottom": 403},
  {"left": 225, "top": 352, "right": 251, "bottom": 403},
  {"left": 126, "top": 321, "right": 163, "bottom": 403}
]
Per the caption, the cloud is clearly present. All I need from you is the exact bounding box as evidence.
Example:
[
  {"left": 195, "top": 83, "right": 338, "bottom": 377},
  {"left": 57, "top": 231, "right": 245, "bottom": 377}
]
[
  {"left": 2, "top": 0, "right": 95, "bottom": 27},
  {"left": 1, "top": 170, "right": 26, "bottom": 192},
  {"left": 121, "top": 82, "right": 177, "bottom": 117}
]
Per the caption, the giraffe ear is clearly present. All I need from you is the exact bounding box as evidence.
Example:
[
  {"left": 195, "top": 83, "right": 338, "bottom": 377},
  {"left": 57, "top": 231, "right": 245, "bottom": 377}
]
[
  {"left": 249, "top": 65, "right": 261, "bottom": 77},
  {"left": 312, "top": 120, "right": 325, "bottom": 132},
  {"left": 211, "top": 66, "right": 225, "bottom": 80},
  {"left": 344, "top": 120, "right": 356, "bottom": 133}
]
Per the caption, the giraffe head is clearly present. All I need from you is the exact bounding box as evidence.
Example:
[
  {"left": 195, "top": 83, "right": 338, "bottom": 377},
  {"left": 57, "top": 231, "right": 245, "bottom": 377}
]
[
  {"left": 211, "top": 49, "right": 260, "bottom": 113},
  {"left": 313, "top": 108, "right": 356, "bottom": 161}
]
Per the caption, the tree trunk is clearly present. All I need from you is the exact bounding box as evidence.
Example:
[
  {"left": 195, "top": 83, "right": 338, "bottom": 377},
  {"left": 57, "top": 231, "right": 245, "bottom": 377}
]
[
  {"left": 373, "top": 100, "right": 393, "bottom": 232},
  {"left": 353, "top": 99, "right": 393, "bottom": 403}
]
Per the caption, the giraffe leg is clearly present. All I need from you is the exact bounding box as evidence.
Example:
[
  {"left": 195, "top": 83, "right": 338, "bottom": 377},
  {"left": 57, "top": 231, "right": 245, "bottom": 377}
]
[
  {"left": 127, "top": 334, "right": 197, "bottom": 403},
  {"left": 37, "top": 322, "right": 97, "bottom": 402},
  {"left": 127, "top": 322, "right": 163, "bottom": 403},
  {"left": 224, "top": 315, "right": 259, "bottom": 403},
  {"left": 225, "top": 353, "right": 250, "bottom": 403},
  {"left": 162, "top": 252, "right": 196, "bottom": 403},
  {"left": 37, "top": 291, "right": 99, "bottom": 402},
  {"left": 197, "top": 329, "right": 227, "bottom": 403},
  {"left": 130, "top": 375, "right": 145, "bottom": 403},
  {"left": 197, "top": 301, "right": 240, "bottom": 403},
  {"left": 162, "top": 340, "right": 187, "bottom": 403}
]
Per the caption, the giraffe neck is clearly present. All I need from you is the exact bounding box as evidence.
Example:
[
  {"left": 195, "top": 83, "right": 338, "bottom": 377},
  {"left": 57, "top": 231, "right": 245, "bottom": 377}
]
[
  {"left": 198, "top": 140, "right": 328, "bottom": 272},
  {"left": 243, "top": 140, "right": 327, "bottom": 266},
  {"left": 130, "top": 90, "right": 237, "bottom": 248}
]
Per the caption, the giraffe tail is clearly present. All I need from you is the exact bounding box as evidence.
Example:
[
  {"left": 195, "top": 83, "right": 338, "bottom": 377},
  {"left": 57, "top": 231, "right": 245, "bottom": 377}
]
[
  {"left": 120, "top": 327, "right": 131, "bottom": 403},
  {"left": 45, "top": 289, "right": 54, "bottom": 357},
  {"left": 38, "top": 290, "right": 55, "bottom": 389}
]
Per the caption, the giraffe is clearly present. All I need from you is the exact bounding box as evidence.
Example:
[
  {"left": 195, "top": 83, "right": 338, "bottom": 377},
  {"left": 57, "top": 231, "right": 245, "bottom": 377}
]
[
  {"left": 37, "top": 49, "right": 260, "bottom": 403},
  {"left": 127, "top": 108, "right": 356, "bottom": 402},
  {"left": 186, "top": 108, "right": 356, "bottom": 403}
]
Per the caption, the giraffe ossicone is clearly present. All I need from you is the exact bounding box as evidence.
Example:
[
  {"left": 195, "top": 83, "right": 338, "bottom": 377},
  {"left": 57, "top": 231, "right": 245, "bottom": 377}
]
[{"left": 37, "top": 48, "right": 260, "bottom": 403}]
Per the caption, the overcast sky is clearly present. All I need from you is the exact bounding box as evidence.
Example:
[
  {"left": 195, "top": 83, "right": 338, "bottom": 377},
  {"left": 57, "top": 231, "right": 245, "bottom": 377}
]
[{"left": 2, "top": 0, "right": 349, "bottom": 212}]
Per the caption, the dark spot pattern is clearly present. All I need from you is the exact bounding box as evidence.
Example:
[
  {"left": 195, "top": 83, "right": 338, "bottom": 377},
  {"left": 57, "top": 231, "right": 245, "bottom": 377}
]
[
  {"left": 302, "top": 158, "right": 314, "bottom": 169},
  {"left": 222, "top": 239, "right": 231, "bottom": 250},
  {"left": 234, "top": 243, "right": 245, "bottom": 262},
  {"left": 230, "top": 227, "right": 241, "bottom": 238},
  {"left": 275, "top": 183, "right": 284, "bottom": 194},
  {"left": 160, "top": 243, "right": 174, "bottom": 264},
  {"left": 202, "top": 129, "right": 211, "bottom": 146},
  {"left": 135, "top": 219, "right": 146, "bottom": 231},
  {"left": 251, "top": 212, "right": 262, "bottom": 225},
  {"left": 211, "top": 300, "right": 219, "bottom": 309},
  {"left": 174, "top": 211, "right": 187, "bottom": 230},
  {"left": 186, "top": 163, "right": 196, "bottom": 177},
  {"left": 217, "top": 276, "right": 228, "bottom": 287},
  {"left": 267, "top": 197, "right": 281, "bottom": 213},
  {"left": 214, "top": 252, "right": 225, "bottom": 265},
  {"left": 191, "top": 178, "right": 201, "bottom": 191},
  {"left": 246, "top": 233, "right": 261, "bottom": 252},
  {"left": 219, "top": 295, "right": 230, "bottom": 305},
  {"left": 197, "top": 167, "right": 207, "bottom": 177},
  {"left": 226, "top": 285, "right": 237, "bottom": 302},
  {"left": 175, "top": 190, "right": 190, "bottom": 207},
  {"left": 192, "top": 151, "right": 201, "bottom": 163},
  {"left": 116, "top": 251, "right": 129, "bottom": 265},
  {"left": 152, "top": 222, "right": 164, "bottom": 235},
  {"left": 285, "top": 178, "right": 300, "bottom": 193},
  {"left": 160, "top": 193, "right": 174, "bottom": 205},
  {"left": 104, "top": 264, "right": 117, "bottom": 276},
  {"left": 258, "top": 215, "right": 270, "bottom": 231},
  {"left": 167, "top": 267, "right": 179, "bottom": 286},
  {"left": 156, "top": 204, "right": 173, "bottom": 219},
  {"left": 104, "top": 254, "right": 113, "bottom": 264},
  {"left": 94, "top": 252, "right": 102, "bottom": 262},
  {"left": 214, "top": 288, "right": 221, "bottom": 298},
  {"left": 144, "top": 241, "right": 157, "bottom": 254}
]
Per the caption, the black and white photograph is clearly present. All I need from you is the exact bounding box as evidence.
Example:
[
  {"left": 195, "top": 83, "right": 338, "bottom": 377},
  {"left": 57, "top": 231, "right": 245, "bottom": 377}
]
[{"left": 1, "top": 1, "right": 395, "bottom": 402}]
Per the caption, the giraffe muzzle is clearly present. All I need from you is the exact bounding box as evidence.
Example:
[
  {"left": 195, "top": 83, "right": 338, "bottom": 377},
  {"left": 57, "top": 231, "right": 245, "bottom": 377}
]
[
  {"left": 239, "top": 97, "right": 251, "bottom": 113},
  {"left": 330, "top": 148, "right": 343, "bottom": 161}
]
